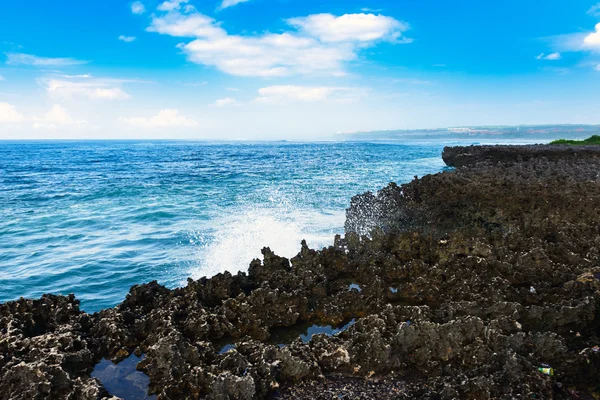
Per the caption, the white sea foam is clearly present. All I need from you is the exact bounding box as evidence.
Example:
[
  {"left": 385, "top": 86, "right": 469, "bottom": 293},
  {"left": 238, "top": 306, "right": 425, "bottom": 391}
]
[{"left": 190, "top": 206, "right": 345, "bottom": 279}]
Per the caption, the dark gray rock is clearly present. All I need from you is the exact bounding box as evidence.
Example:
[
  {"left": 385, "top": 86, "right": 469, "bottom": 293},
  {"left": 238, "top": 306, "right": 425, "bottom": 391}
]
[{"left": 2, "top": 144, "right": 600, "bottom": 399}]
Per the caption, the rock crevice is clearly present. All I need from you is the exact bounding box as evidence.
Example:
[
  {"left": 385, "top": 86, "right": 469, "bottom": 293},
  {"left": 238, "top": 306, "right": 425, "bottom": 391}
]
[{"left": 1, "top": 144, "right": 599, "bottom": 399}]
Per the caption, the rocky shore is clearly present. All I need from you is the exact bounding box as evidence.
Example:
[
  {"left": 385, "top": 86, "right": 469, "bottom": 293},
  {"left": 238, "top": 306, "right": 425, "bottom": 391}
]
[
  {"left": 2, "top": 144, "right": 599, "bottom": 400},
  {"left": 441, "top": 143, "right": 600, "bottom": 167}
]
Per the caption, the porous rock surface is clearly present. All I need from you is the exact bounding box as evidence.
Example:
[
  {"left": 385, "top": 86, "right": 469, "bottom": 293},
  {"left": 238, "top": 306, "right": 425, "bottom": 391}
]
[
  {"left": 1, "top": 144, "right": 600, "bottom": 399},
  {"left": 441, "top": 143, "right": 600, "bottom": 167}
]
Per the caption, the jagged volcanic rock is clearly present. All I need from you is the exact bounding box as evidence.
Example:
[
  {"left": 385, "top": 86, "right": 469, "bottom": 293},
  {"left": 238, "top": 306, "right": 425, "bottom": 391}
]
[
  {"left": 441, "top": 143, "right": 600, "bottom": 167},
  {"left": 1, "top": 144, "right": 599, "bottom": 399}
]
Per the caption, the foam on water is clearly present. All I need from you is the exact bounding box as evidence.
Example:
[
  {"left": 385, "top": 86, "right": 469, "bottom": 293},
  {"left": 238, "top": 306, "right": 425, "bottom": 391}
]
[
  {"left": 191, "top": 204, "right": 344, "bottom": 279},
  {"left": 0, "top": 141, "right": 452, "bottom": 312}
]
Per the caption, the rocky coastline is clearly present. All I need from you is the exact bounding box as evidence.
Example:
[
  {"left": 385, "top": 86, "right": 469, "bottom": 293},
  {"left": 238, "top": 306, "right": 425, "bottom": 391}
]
[
  {"left": 441, "top": 144, "right": 600, "bottom": 167},
  {"left": 1, "top": 144, "right": 599, "bottom": 400}
]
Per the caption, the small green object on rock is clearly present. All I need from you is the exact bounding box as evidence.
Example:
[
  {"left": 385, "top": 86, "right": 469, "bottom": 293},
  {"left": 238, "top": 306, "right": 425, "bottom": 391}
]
[{"left": 538, "top": 367, "right": 554, "bottom": 376}]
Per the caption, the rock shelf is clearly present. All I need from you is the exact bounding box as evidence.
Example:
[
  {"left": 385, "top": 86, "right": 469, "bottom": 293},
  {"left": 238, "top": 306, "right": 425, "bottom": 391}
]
[{"left": 2, "top": 144, "right": 599, "bottom": 399}]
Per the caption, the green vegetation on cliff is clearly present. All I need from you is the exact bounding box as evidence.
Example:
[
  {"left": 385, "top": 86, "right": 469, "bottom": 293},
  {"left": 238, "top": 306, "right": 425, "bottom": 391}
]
[{"left": 550, "top": 135, "right": 600, "bottom": 145}]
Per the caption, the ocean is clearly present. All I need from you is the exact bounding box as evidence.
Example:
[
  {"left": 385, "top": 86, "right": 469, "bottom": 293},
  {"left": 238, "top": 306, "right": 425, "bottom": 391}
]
[{"left": 0, "top": 141, "right": 452, "bottom": 312}]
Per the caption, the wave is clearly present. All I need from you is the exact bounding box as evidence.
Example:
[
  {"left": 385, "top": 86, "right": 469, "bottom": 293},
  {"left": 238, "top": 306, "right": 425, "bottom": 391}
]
[{"left": 189, "top": 205, "right": 345, "bottom": 280}]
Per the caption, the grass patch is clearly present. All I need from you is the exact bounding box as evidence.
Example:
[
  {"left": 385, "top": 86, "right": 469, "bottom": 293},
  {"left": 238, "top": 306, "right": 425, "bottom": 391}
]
[{"left": 550, "top": 135, "right": 600, "bottom": 145}]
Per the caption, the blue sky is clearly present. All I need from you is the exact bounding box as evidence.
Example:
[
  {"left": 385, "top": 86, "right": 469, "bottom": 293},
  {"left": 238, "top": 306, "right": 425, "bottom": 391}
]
[{"left": 0, "top": 0, "right": 599, "bottom": 139}]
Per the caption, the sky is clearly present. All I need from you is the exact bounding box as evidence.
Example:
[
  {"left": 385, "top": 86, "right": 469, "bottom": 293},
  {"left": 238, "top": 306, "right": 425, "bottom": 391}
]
[{"left": 0, "top": 0, "right": 600, "bottom": 139}]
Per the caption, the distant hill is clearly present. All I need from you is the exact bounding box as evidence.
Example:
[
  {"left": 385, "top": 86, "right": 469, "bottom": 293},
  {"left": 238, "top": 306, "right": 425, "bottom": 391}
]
[
  {"left": 550, "top": 135, "right": 600, "bottom": 145},
  {"left": 335, "top": 125, "right": 600, "bottom": 142}
]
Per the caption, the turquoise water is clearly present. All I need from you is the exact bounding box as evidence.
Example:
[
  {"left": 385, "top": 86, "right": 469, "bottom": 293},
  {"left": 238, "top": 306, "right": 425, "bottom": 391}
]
[{"left": 0, "top": 141, "right": 450, "bottom": 312}]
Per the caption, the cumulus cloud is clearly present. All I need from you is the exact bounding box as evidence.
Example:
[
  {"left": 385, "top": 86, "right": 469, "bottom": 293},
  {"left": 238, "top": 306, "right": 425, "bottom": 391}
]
[
  {"left": 123, "top": 109, "right": 197, "bottom": 128},
  {"left": 553, "top": 23, "right": 600, "bottom": 53},
  {"left": 145, "top": 3, "right": 410, "bottom": 77},
  {"left": 6, "top": 53, "right": 88, "bottom": 67},
  {"left": 33, "top": 104, "right": 86, "bottom": 129},
  {"left": 219, "top": 0, "right": 251, "bottom": 10},
  {"left": 287, "top": 13, "right": 409, "bottom": 43},
  {"left": 212, "top": 97, "right": 240, "bottom": 106},
  {"left": 62, "top": 74, "right": 93, "bottom": 79},
  {"left": 43, "top": 78, "right": 131, "bottom": 100},
  {"left": 148, "top": 11, "right": 224, "bottom": 38},
  {"left": 131, "top": 1, "right": 146, "bottom": 14},
  {"left": 255, "top": 85, "right": 362, "bottom": 103},
  {"left": 157, "top": 0, "right": 189, "bottom": 12},
  {"left": 588, "top": 3, "right": 600, "bottom": 17},
  {"left": 181, "top": 34, "right": 354, "bottom": 77},
  {"left": 118, "top": 35, "right": 136, "bottom": 42},
  {"left": 583, "top": 23, "right": 600, "bottom": 50},
  {"left": 0, "top": 102, "right": 24, "bottom": 123},
  {"left": 536, "top": 52, "right": 561, "bottom": 60},
  {"left": 88, "top": 88, "right": 130, "bottom": 100}
]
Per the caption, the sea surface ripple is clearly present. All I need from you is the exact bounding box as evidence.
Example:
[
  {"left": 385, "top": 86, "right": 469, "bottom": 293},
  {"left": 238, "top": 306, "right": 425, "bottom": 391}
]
[{"left": 0, "top": 141, "right": 448, "bottom": 311}]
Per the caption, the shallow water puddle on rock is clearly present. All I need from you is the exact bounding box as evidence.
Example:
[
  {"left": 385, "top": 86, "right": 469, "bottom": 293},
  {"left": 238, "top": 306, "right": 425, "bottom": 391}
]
[
  {"left": 300, "top": 319, "right": 356, "bottom": 342},
  {"left": 348, "top": 283, "right": 362, "bottom": 292},
  {"left": 219, "top": 344, "right": 236, "bottom": 354},
  {"left": 91, "top": 354, "right": 156, "bottom": 400},
  {"left": 269, "top": 319, "right": 356, "bottom": 346}
]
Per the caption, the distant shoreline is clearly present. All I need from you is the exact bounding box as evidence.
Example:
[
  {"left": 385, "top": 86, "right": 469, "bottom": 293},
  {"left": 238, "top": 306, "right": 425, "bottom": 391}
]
[{"left": 1, "top": 123, "right": 599, "bottom": 142}]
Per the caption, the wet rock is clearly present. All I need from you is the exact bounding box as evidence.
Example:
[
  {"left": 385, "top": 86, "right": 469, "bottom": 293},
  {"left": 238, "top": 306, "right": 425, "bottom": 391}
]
[
  {"left": 2, "top": 144, "right": 600, "bottom": 399},
  {"left": 208, "top": 372, "right": 255, "bottom": 400}
]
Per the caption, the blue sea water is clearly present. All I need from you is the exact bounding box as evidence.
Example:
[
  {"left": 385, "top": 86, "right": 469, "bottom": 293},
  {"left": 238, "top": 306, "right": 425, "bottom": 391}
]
[{"left": 0, "top": 141, "right": 451, "bottom": 312}]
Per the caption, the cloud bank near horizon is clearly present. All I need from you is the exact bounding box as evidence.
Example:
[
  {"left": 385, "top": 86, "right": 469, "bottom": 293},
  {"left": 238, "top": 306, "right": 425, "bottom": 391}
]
[{"left": 1, "top": 0, "right": 600, "bottom": 139}]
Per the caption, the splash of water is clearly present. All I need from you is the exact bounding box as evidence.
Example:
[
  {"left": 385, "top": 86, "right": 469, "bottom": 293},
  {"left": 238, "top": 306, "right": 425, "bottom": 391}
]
[{"left": 190, "top": 206, "right": 344, "bottom": 279}]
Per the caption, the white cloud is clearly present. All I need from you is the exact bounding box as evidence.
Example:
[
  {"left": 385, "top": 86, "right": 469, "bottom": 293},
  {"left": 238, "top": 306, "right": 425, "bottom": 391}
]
[
  {"left": 157, "top": 0, "right": 189, "bottom": 11},
  {"left": 131, "top": 1, "right": 146, "bottom": 14},
  {"left": 35, "top": 105, "right": 73, "bottom": 125},
  {"left": 596, "top": 63, "right": 600, "bottom": 71},
  {"left": 6, "top": 53, "right": 88, "bottom": 67},
  {"left": 0, "top": 75, "right": 4, "bottom": 81},
  {"left": 219, "top": 0, "right": 251, "bottom": 10},
  {"left": 287, "top": 13, "right": 409, "bottom": 43},
  {"left": 212, "top": 97, "right": 240, "bottom": 106},
  {"left": 62, "top": 74, "right": 93, "bottom": 79},
  {"left": 554, "top": 23, "right": 600, "bottom": 53},
  {"left": 588, "top": 3, "right": 600, "bottom": 17},
  {"left": 146, "top": 3, "right": 410, "bottom": 77},
  {"left": 0, "top": 102, "right": 24, "bottom": 123},
  {"left": 148, "top": 11, "right": 224, "bottom": 38},
  {"left": 583, "top": 23, "right": 600, "bottom": 50},
  {"left": 181, "top": 34, "right": 354, "bottom": 77},
  {"left": 43, "top": 78, "right": 131, "bottom": 100},
  {"left": 118, "top": 35, "right": 137, "bottom": 42},
  {"left": 255, "top": 85, "right": 362, "bottom": 103},
  {"left": 92, "top": 88, "right": 131, "bottom": 100},
  {"left": 536, "top": 52, "right": 561, "bottom": 60},
  {"left": 123, "top": 109, "right": 197, "bottom": 128},
  {"left": 33, "top": 104, "right": 86, "bottom": 129}
]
